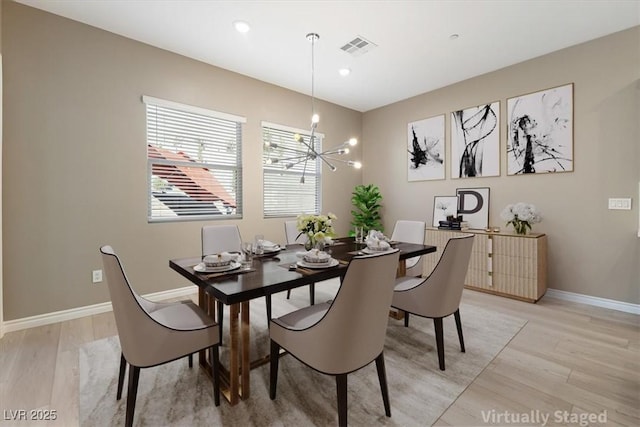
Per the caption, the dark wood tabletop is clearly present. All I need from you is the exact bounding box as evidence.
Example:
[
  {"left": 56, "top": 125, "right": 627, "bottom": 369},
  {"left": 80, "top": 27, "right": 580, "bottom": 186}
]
[{"left": 169, "top": 237, "right": 436, "bottom": 305}]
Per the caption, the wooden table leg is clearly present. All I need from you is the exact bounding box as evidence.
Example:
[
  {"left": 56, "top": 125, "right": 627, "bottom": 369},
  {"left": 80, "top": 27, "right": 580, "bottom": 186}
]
[
  {"left": 195, "top": 291, "right": 246, "bottom": 406},
  {"left": 396, "top": 259, "right": 407, "bottom": 277},
  {"left": 240, "top": 301, "right": 250, "bottom": 400}
]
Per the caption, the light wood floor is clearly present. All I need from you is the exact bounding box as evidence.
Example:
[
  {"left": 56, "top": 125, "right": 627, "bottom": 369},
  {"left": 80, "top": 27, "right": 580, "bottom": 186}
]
[{"left": 1, "top": 289, "right": 638, "bottom": 426}]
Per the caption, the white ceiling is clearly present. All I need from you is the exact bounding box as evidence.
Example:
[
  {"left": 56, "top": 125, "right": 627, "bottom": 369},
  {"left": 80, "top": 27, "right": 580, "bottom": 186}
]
[{"left": 16, "top": 0, "right": 640, "bottom": 112}]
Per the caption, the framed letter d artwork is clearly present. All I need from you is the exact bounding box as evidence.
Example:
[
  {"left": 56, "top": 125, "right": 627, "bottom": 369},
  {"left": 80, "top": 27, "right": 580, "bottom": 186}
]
[{"left": 456, "top": 187, "right": 490, "bottom": 229}]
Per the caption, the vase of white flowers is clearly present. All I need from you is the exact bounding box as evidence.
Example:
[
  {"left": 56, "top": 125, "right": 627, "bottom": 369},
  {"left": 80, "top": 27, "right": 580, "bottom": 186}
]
[
  {"left": 500, "top": 203, "right": 542, "bottom": 235},
  {"left": 296, "top": 213, "right": 337, "bottom": 250}
]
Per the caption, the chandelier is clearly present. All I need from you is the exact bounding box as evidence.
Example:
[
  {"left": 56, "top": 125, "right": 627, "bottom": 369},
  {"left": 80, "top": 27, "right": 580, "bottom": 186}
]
[{"left": 264, "top": 32, "right": 361, "bottom": 183}]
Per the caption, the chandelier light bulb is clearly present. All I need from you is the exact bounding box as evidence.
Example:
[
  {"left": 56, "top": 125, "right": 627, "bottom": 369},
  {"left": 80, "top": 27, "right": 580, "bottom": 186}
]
[
  {"left": 348, "top": 138, "right": 357, "bottom": 146},
  {"left": 349, "top": 161, "right": 362, "bottom": 169},
  {"left": 311, "top": 114, "right": 320, "bottom": 124}
]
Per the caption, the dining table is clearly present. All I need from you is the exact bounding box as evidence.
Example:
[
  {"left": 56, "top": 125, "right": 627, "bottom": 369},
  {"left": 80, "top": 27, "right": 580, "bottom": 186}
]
[{"left": 169, "top": 237, "right": 436, "bottom": 405}]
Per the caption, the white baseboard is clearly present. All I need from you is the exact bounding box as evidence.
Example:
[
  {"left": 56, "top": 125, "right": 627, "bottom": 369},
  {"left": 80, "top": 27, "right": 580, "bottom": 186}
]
[
  {"left": 545, "top": 288, "right": 640, "bottom": 315},
  {"left": 2, "top": 286, "right": 197, "bottom": 334}
]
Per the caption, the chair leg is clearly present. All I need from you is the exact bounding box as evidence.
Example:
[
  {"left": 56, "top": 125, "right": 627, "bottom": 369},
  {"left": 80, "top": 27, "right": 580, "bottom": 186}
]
[
  {"left": 217, "top": 300, "right": 224, "bottom": 345},
  {"left": 375, "top": 353, "right": 391, "bottom": 417},
  {"left": 266, "top": 295, "right": 272, "bottom": 326},
  {"left": 309, "top": 283, "right": 315, "bottom": 306},
  {"left": 336, "top": 374, "right": 348, "bottom": 427},
  {"left": 125, "top": 365, "right": 140, "bottom": 427},
  {"left": 286, "top": 290, "right": 291, "bottom": 299},
  {"left": 188, "top": 353, "right": 193, "bottom": 368},
  {"left": 210, "top": 345, "right": 220, "bottom": 407},
  {"left": 454, "top": 309, "right": 465, "bottom": 353},
  {"left": 433, "top": 317, "right": 445, "bottom": 371},
  {"left": 404, "top": 312, "right": 410, "bottom": 327},
  {"left": 269, "top": 340, "right": 280, "bottom": 399},
  {"left": 117, "top": 353, "right": 127, "bottom": 400}
]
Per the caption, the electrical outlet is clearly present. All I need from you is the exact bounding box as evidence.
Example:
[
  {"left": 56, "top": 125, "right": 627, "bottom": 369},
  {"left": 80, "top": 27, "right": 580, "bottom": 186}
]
[
  {"left": 608, "top": 198, "right": 632, "bottom": 210},
  {"left": 92, "top": 269, "right": 103, "bottom": 283}
]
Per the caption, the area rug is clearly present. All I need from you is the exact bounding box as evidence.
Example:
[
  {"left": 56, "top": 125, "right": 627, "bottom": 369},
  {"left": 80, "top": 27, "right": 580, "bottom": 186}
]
[{"left": 80, "top": 281, "right": 526, "bottom": 426}]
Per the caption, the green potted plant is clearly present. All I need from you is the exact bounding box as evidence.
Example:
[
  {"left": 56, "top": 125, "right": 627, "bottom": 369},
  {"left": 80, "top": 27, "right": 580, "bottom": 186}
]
[{"left": 350, "top": 184, "right": 383, "bottom": 235}]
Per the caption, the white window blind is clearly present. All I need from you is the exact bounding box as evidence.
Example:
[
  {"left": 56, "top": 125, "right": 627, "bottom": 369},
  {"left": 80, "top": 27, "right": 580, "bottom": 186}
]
[
  {"left": 262, "top": 121, "right": 322, "bottom": 218},
  {"left": 144, "top": 96, "right": 245, "bottom": 222}
]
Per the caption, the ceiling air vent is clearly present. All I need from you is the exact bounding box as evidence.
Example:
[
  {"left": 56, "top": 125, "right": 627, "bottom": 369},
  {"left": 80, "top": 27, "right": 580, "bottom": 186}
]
[{"left": 340, "top": 35, "right": 377, "bottom": 57}]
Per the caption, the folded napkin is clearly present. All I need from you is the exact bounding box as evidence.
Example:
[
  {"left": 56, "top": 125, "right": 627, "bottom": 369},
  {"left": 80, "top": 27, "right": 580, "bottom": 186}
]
[
  {"left": 262, "top": 240, "right": 279, "bottom": 249},
  {"left": 365, "top": 230, "right": 391, "bottom": 251},
  {"left": 367, "top": 230, "right": 389, "bottom": 241},
  {"left": 262, "top": 240, "right": 280, "bottom": 252},
  {"left": 301, "top": 249, "right": 331, "bottom": 264}
]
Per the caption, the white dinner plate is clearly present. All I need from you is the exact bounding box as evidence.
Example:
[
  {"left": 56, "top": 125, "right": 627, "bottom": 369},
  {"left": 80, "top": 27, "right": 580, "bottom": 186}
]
[
  {"left": 362, "top": 247, "right": 393, "bottom": 254},
  {"left": 297, "top": 258, "right": 339, "bottom": 269},
  {"left": 194, "top": 261, "right": 241, "bottom": 273}
]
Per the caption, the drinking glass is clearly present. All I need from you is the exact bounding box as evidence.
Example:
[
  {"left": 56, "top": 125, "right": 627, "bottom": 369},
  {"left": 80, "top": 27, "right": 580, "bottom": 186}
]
[
  {"left": 241, "top": 242, "right": 253, "bottom": 269},
  {"left": 254, "top": 234, "right": 264, "bottom": 255},
  {"left": 354, "top": 227, "right": 364, "bottom": 243}
]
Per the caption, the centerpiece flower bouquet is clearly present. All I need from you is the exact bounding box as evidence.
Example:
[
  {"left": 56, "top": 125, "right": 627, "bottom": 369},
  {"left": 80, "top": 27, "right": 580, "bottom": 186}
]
[
  {"left": 296, "top": 213, "right": 337, "bottom": 250},
  {"left": 500, "top": 202, "right": 542, "bottom": 235}
]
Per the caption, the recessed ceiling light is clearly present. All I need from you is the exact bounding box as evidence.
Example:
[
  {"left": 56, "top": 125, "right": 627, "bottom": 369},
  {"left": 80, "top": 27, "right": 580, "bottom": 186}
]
[
  {"left": 233, "top": 21, "right": 250, "bottom": 33},
  {"left": 449, "top": 33, "right": 460, "bottom": 40},
  {"left": 339, "top": 68, "right": 351, "bottom": 76}
]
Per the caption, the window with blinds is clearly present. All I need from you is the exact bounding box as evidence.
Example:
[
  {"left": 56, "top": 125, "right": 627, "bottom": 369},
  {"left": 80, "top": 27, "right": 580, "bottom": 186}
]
[
  {"left": 144, "top": 96, "right": 245, "bottom": 222},
  {"left": 262, "top": 121, "right": 322, "bottom": 218}
]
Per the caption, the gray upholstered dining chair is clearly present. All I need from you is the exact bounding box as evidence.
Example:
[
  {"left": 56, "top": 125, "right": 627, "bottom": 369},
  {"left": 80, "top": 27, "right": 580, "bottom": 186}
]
[
  {"left": 391, "top": 234, "right": 474, "bottom": 371},
  {"left": 100, "top": 245, "right": 220, "bottom": 427},
  {"left": 390, "top": 220, "right": 426, "bottom": 277},
  {"left": 283, "top": 220, "right": 315, "bottom": 304},
  {"left": 202, "top": 224, "right": 243, "bottom": 257},
  {"left": 269, "top": 249, "right": 400, "bottom": 427}
]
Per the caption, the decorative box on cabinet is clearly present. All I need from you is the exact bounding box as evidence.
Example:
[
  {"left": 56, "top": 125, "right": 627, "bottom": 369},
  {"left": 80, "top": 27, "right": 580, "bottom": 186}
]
[{"left": 424, "top": 228, "right": 547, "bottom": 303}]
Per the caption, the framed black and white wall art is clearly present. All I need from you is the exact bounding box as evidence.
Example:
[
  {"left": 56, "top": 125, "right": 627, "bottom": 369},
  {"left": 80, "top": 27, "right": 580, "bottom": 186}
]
[
  {"left": 506, "top": 83, "right": 574, "bottom": 175},
  {"left": 407, "top": 115, "right": 445, "bottom": 181},
  {"left": 450, "top": 101, "right": 500, "bottom": 178},
  {"left": 432, "top": 196, "right": 458, "bottom": 227},
  {"left": 456, "top": 187, "right": 490, "bottom": 229}
]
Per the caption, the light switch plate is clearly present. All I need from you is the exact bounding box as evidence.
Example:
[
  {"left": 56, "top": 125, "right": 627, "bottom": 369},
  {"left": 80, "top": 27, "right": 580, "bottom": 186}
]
[{"left": 608, "top": 198, "right": 632, "bottom": 210}]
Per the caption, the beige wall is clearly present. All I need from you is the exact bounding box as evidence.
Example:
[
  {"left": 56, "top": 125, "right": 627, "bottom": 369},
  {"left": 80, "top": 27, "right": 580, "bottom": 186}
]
[
  {"left": 363, "top": 27, "right": 640, "bottom": 304},
  {"left": 2, "top": 2, "right": 362, "bottom": 319},
  {"left": 2, "top": 2, "right": 639, "bottom": 322}
]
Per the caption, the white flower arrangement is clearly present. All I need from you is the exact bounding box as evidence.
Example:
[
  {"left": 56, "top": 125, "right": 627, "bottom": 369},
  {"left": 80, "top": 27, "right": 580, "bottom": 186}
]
[
  {"left": 500, "top": 202, "right": 542, "bottom": 235},
  {"left": 296, "top": 213, "right": 337, "bottom": 247}
]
